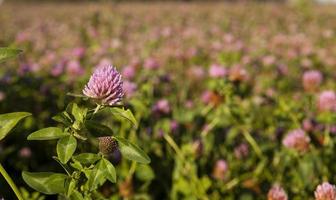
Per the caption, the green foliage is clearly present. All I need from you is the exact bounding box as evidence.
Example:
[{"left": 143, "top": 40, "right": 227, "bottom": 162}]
[
  {"left": 27, "top": 127, "right": 68, "bottom": 140},
  {"left": 0, "top": 112, "right": 31, "bottom": 141},
  {"left": 108, "top": 107, "right": 138, "bottom": 128},
  {"left": 113, "top": 136, "right": 151, "bottom": 164},
  {"left": 20, "top": 102, "right": 149, "bottom": 198},
  {"left": 0, "top": 48, "right": 22, "bottom": 63},
  {"left": 57, "top": 135, "right": 77, "bottom": 164},
  {"left": 22, "top": 172, "right": 68, "bottom": 195}
]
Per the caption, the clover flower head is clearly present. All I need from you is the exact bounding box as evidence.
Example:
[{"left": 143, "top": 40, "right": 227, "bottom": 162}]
[
  {"left": 267, "top": 185, "right": 288, "bottom": 200},
  {"left": 212, "top": 159, "right": 228, "bottom": 180},
  {"left": 282, "top": 129, "right": 310, "bottom": 152},
  {"left": 83, "top": 65, "right": 123, "bottom": 106},
  {"left": 303, "top": 70, "right": 322, "bottom": 92},
  {"left": 315, "top": 182, "right": 336, "bottom": 200},
  {"left": 318, "top": 90, "right": 336, "bottom": 112},
  {"left": 209, "top": 64, "right": 226, "bottom": 78}
]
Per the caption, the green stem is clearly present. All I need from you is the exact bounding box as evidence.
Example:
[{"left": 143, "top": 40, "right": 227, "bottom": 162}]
[
  {"left": 127, "top": 161, "right": 137, "bottom": 179},
  {"left": 163, "top": 134, "right": 184, "bottom": 159},
  {"left": 241, "top": 128, "right": 263, "bottom": 159},
  {"left": 0, "top": 163, "right": 24, "bottom": 200},
  {"left": 93, "top": 104, "right": 102, "bottom": 115}
]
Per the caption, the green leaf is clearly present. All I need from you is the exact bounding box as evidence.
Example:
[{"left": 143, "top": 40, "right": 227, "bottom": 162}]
[
  {"left": 0, "top": 112, "right": 31, "bottom": 141},
  {"left": 52, "top": 112, "right": 72, "bottom": 126},
  {"left": 135, "top": 164, "right": 155, "bottom": 181},
  {"left": 70, "top": 190, "right": 84, "bottom": 200},
  {"left": 52, "top": 156, "right": 73, "bottom": 176},
  {"left": 66, "top": 103, "right": 87, "bottom": 130},
  {"left": 113, "top": 136, "right": 150, "bottom": 164},
  {"left": 102, "top": 158, "right": 116, "bottom": 183},
  {"left": 57, "top": 135, "right": 77, "bottom": 164},
  {"left": 109, "top": 107, "right": 138, "bottom": 127},
  {"left": 88, "top": 159, "right": 107, "bottom": 191},
  {"left": 70, "top": 160, "right": 83, "bottom": 171},
  {"left": 73, "top": 153, "right": 100, "bottom": 165},
  {"left": 85, "top": 120, "right": 113, "bottom": 137},
  {"left": 66, "top": 179, "right": 77, "bottom": 197},
  {"left": 0, "top": 47, "right": 22, "bottom": 63},
  {"left": 27, "top": 127, "right": 68, "bottom": 140},
  {"left": 22, "top": 171, "right": 68, "bottom": 195},
  {"left": 72, "top": 103, "right": 87, "bottom": 123}
]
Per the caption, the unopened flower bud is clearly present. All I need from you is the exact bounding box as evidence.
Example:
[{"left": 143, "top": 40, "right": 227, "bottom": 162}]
[{"left": 98, "top": 136, "right": 118, "bottom": 155}]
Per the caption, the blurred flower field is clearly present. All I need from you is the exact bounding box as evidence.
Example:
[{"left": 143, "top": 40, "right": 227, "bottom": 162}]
[{"left": 1, "top": 1, "right": 336, "bottom": 199}]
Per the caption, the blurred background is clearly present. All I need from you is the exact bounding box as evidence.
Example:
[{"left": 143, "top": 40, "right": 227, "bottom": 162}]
[{"left": 1, "top": 0, "right": 336, "bottom": 199}]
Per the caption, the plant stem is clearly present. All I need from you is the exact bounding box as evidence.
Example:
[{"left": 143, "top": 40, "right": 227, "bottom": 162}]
[
  {"left": 0, "top": 163, "right": 24, "bottom": 200},
  {"left": 241, "top": 128, "right": 263, "bottom": 159},
  {"left": 93, "top": 104, "right": 102, "bottom": 115},
  {"left": 127, "top": 161, "right": 137, "bottom": 179},
  {"left": 163, "top": 134, "right": 184, "bottom": 160}
]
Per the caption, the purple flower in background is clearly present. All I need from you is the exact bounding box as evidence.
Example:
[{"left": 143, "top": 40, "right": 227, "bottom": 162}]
[
  {"left": 153, "top": 99, "right": 170, "bottom": 114},
  {"left": 15, "top": 32, "right": 29, "bottom": 43},
  {"left": 170, "top": 120, "right": 179, "bottom": 133},
  {"left": 122, "top": 65, "right": 136, "bottom": 79},
  {"left": 315, "top": 182, "right": 336, "bottom": 200},
  {"left": 229, "top": 65, "right": 248, "bottom": 82},
  {"left": 201, "top": 90, "right": 213, "bottom": 104},
  {"left": 317, "top": 91, "right": 336, "bottom": 112},
  {"left": 267, "top": 185, "right": 288, "bottom": 200},
  {"left": 208, "top": 64, "right": 226, "bottom": 78},
  {"left": 123, "top": 81, "right": 137, "bottom": 98},
  {"left": 282, "top": 129, "right": 310, "bottom": 153},
  {"left": 302, "top": 70, "right": 322, "bottom": 92},
  {"left": 234, "top": 143, "right": 249, "bottom": 159},
  {"left": 18, "top": 62, "right": 41, "bottom": 75},
  {"left": 212, "top": 159, "right": 228, "bottom": 181},
  {"left": 144, "top": 57, "right": 159, "bottom": 70},
  {"left": 51, "top": 62, "right": 65, "bottom": 77},
  {"left": 97, "top": 58, "right": 113, "bottom": 68},
  {"left": 262, "top": 55, "right": 276, "bottom": 66},
  {"left": 188, "top": 66, "right": 205, "bottom": 80},
  {"left": 83, "top": 65, "right": 124, "bottom": 106},
  {"left": 185, "top": 100, "right": 194, "bottom": 108},
  {"left": 19, "top": 147, "right": 32, "bottom": 158},
  {"left": 72, "top": 47, "right": 86, "bottom": 58},
  {"left": 302, "top": 118, "right": 316, "bottom": 132},
  {"left": 0, "top": 91, "right": 6, "bottom": 102},
  {"left": 66, "top": 60, "right": 84, "bottom": 76}
]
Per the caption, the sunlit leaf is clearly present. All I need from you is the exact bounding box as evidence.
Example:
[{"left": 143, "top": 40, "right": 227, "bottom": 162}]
[
  {"left": 113, "top": 136, "right": 150, "bottom": 164},
  {"left": 22, "top": 171, "right": 68, "bottom": 195},
  {"left": 0, "top": 47, "right": 22, "bottom": 63},
  {"left": 57, "top": 135, "right": 77, "bottom": 164},
  {"left": 88, "top": 159, "right": 107, "bottom": 191},
  {"left": 73, "top": 153, "right": 100, "bottom": 165},
  {"left": 109, "top": 107, "right": 138, "bottom": 127},
  {"left": 103, "top": 158, "right": 116, "bottom": 183},
  {"left": 0, "top": 112, "right": 31, "bottom": 141},
  {"left": 27, "top": 127, "right": 68, "bottom": 140}
]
